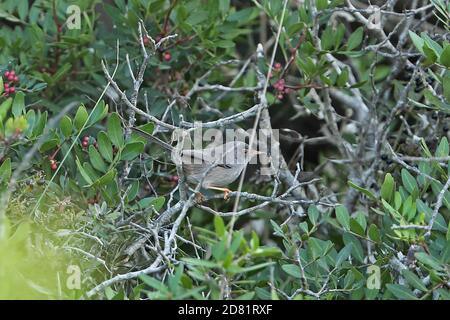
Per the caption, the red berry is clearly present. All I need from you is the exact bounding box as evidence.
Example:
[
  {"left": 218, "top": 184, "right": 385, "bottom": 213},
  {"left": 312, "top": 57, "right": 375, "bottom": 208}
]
[
  {"left": 274, "top": 79, "right": 285, "bottom": 91},
  {"left": 82, "top": 141, "right": 89, "bottom": 148},
  {"left": 9, "top": 70, "right": 15, "bottom": 76},
  {"left": 143, "top": 37, "right": 149, "bottom": 45},
  {"left": 155, "top": 35, "right": 162, "bottom": 43},
  {"left": 4, "top": 83, "right": 9, "bottom": 89},
  {"left": 171, "top": 175, "right": 179, "bottom": 183},
  {"left": 8, "top": 87, "right": 15, "bottom": 93},
  {"left": 274, "top": 62, "right": 282, "bottom": 71},
  {"left": 83, "top": 136, "right": 90, "bottom": 142},
  {"left": 51, "top": 163, "right": 58, "bottom": 171},
  {"left": 4, "top": 71, "right": 10, "bottom": 77},
  {"left": 277, "top": 94, "right": 284, "bottom": 100},
  {"left": 7, "top": 75, "right": 14, "bottom": 82},
  {"left": 13, "top": 75, "right": 18, "bottom": 82},
  {"left": 163, "top": 52, "right": 171, "bottom": 62}
]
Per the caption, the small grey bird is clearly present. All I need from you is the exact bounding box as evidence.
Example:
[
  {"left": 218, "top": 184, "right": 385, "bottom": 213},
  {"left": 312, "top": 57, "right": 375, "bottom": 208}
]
[{"left": 131, "top": 127, "right": 261, "bottom": 198}]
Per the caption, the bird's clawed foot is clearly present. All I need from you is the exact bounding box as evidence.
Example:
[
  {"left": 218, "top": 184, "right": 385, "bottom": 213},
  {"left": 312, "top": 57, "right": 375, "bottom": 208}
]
[
  {"left": 195, "top": 192, "right": 205, "bottom": 204},
  {"left": 207, "top": 186, "right": 232, "bottom": 200},
  {"left": 223, "top": 189, "right": 232, "bottom": 200}
]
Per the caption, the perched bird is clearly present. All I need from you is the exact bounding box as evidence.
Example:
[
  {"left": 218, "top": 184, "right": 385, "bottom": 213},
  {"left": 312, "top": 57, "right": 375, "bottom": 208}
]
[{"left": 131, "top": 127, "right": 261, "bottom": 199}]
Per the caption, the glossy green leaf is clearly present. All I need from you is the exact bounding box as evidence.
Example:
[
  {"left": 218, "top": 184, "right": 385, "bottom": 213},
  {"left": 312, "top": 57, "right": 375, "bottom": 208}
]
[
  {"left": 381, "top": 173, "right": 395, "bottom": 202},
  {"left": 107, "top": 113, "right": 124, "bottom": 147},
  {"left": 74, "top": 105, "right": 88, "bottom": 130},
  {"left": 401, "top": 169, "right": 418, "bottom": 194},
  {"left": 336, "top": 205, "right": 350, "bottom": 230},
  {"left": 401, "top": 270, "right": 428, "bottom": 292},
  {"left": 0, "top": 98, "right": 13, "bottom": 121},
  {"left": 214, "top": 215, "right": 226, "bottom": 237},
  {"left": 120, "top": 142, "right": 144, "bottom": 161},
  {"left": 368, "top": 224, "right": 381, "bottom": 242},
  {"left": 440, "top": 44, "right": 450, "bottom": 68},
  {"left": 89, "top": 145, "right": 108, "bottom": 173},
  {"left": 347, "top": 27, "right": 363, "bottom": 51},
  {"left": 336, "top": 243, "right": 352, "bottom": 267},
  {"left": 386, "top": 284, "right": 417, "bottom": 300},
  {"left": 60, "top": 115, "right": 72, "bottom": 138},
  {"left": 348, "top": 180, "right": 376, "bottom": 200},
  {"left": 0, "top": 158, "right": 12, "bottom": 183},
  {"left": 409, "top": 31, "right": 424, "bottom": 54},
  {"left": 281, "top": 264, "right": 302, "bottom": 278},
  {"left": 12, "top": 91, "right": 25, "bottom": 118},
  {"left": 97, "top": 131, "right": 113, "bottom": 163},
  {"left": 343, "top": 233, "right": 364, "bottom": 263}
]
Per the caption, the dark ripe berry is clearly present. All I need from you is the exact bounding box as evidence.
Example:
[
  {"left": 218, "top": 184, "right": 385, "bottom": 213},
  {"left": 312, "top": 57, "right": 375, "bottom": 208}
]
[
  {"left": 163, "top": 52, "right": 171, "bottom": 62},
  {"left": 381, "top": 154, "right": 388, "bottom": 161},
  {"left": 51, "top": 163, "right": 58, "bottom": 171}
]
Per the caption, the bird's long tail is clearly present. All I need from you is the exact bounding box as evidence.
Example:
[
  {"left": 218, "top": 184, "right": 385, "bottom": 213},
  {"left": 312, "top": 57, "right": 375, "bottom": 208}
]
[{"left": 130, "top": 127, "right": 174, "bottom": 152}]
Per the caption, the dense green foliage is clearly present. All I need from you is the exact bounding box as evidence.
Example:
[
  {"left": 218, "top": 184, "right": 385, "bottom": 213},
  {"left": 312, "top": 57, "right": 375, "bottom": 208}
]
[{"left": 0, "top": 0, "right": 449, "bottom": 300}]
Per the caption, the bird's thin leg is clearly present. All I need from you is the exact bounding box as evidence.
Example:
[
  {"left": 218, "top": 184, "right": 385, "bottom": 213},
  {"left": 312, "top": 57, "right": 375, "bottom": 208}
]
[{"left": 207, "top": 186, "right": 232, "bottom": 200}]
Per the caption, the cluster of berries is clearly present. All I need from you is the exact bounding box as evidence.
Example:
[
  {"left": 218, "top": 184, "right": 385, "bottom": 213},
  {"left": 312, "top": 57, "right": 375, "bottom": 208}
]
[
  {"left": 81, "top": 135, "right": 98, "bottom": 149},
  {"left": 272, "top": 63, "right": 292, "bottom": 100},
  {"left": 273, "top": 78, "right": 288, "bottom": 100},
  {"left": 2, "top": 70, "right": 19, "bottom": 96}
]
